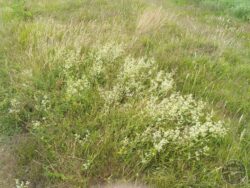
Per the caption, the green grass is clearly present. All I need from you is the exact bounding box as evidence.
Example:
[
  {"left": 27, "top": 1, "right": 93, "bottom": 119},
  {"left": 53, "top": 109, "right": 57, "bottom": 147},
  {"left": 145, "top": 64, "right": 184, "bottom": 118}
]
[
  {"left": 173, "top": 0, "right": 250, "bottom": 21},
  {"left": 0, "top": 0, "right": 249, "bottom": 187}
]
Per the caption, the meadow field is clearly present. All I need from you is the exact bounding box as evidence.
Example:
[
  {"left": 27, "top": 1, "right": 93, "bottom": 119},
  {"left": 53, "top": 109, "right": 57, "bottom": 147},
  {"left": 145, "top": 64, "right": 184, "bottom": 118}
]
[
  {"left": 0, "top": 0, "right": 249, "bottom": 187},
  {"left": 173, "top": 0, "right": 250, "bottom": 20}
]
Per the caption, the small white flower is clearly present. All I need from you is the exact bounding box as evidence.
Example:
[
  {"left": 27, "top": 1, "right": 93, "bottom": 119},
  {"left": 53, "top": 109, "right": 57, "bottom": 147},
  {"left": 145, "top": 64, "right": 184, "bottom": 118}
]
[
  {"left": 9, "top": 98, "right": 20, "bottom": 114},
  {"left": 15, "top": 179, "right": 30, "bottom": 188},
  {"left": 66, "top": 76, "right": 90, "bottom": 98},
  {"left": 82, "top": 159, "right": 91, "bottom": 170}
]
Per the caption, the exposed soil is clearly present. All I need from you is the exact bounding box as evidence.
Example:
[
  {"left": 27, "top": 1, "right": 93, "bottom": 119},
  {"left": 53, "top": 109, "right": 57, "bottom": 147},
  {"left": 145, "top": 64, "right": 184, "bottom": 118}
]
[{"left": 0, "top": 136, "right": 16, "bottom": 188}]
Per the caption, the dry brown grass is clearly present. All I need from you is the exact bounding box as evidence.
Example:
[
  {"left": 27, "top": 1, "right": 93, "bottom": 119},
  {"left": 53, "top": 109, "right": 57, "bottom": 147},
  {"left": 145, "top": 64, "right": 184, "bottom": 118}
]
[
  {"left": 93, "top": 183, "right": 147, "bottom": 188},
  {"left": 136, "top": 7, "right": 166, "bottom": 35}
]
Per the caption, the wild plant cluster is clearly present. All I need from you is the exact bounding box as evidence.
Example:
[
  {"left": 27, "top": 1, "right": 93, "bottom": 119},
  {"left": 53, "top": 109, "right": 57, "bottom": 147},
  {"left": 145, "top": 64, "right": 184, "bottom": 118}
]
[
  {"left": 6, "top": 20, "right": 227, "bottom": 185},
  {"left": 15, "top": 179, "right": 30, "bottom": 188},
  {"left": 97, "top": 44, "right": 226, "bottom": 164}
]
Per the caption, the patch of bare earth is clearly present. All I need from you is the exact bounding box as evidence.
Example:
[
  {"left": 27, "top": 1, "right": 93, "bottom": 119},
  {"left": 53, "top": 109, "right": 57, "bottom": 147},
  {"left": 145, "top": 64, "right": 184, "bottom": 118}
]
[{"left": 0, "top": 137, "right": 16, "bottom": 188}]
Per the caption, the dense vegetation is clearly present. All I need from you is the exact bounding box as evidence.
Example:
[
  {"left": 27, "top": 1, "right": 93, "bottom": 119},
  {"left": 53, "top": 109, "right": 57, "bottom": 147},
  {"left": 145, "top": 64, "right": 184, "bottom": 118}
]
[
  {"left": 0, "top": 0, "right": 249, "bottom": 187},
  {"left": 174, "top": 0, "right": 250, "bottom": 21}
]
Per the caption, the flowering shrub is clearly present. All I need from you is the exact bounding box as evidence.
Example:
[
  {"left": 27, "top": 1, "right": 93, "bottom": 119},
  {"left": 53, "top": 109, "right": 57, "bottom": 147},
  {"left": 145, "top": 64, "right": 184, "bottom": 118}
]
[
  {"left": 8, "top": 39, "right": 227, "bottom": 185},
  {"left": 97, "top": 48, "right": 227, "bottom": 166}
]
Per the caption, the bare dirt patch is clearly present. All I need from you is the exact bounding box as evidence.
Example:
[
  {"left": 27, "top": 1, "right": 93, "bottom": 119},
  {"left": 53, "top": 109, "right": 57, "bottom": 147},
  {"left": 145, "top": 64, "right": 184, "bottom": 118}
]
[{"left": 0, "top": 136, "right": 16, "bottom": 188}]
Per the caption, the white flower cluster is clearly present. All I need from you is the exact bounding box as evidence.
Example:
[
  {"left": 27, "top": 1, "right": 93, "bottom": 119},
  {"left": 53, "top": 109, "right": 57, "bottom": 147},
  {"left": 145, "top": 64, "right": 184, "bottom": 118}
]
[
  {"left": 15, "top": 179, "right": 30, "bottom": 188},
  {"left": 90, "top": 43, "right": 124, "bottom": 78},
  {"left": 143, "top": 119, "right": 226, "bottom": 150},
  {"left": 34, "top": 95, "right": 50, "bottom": 112},
  {"left": 146, "top": 93, "right": 206, "bottom": 125},
  {"left": 31, "top": 120, "right": 41, "bottom": 130},
  {"left": 101, "top": 56, "right": 157, "bottom": 107},
  {"left": 193, "top": 145, "right": 210, "bottom": 160},
  {"left": 141, "top": 92, "right": 226, "bottom": 157},
  {"left": 149, "top": 70, "right": 174, "bottom": 97},
  {"left": 59, "top": 49, "right": 91, "bottom": 99},
  {"left": 121, "top": 56, "right": 154, "bottom": 80},
  {"left": 41, "top": 95, "right": 50, "bottom": 111},
  {"left": 101, "top": 56, "right": 176, "bottom": 110},
  {"left": 9, "top": 98, "right": 20, "bottom": 114},
  {"left": 61, "top": 43, "right": 124, "bottom": 100},
  {"left": 66, "top": 76, "right": 90, "bottom": 98},
  {"left": 98, "top": 50, "right": 227, "bottom": 164},
  {"left": 82, "top": 159, "right": 91, "bottom": 171},
  {"left": 94, "top": 42, "right": 124, "bottom": 62},
  {"left": 74, "top": 130, "right": 90, "bottom": 145},
  {"left": 63, "top": 49, "right": 82, "bottom": 75}
]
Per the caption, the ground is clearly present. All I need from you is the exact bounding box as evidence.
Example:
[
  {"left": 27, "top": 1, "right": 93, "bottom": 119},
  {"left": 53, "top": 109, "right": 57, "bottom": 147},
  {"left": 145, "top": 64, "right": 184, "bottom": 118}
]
[
  {"left": 0, "top": 0, "right": 249, "bottom": 187},
  {"left": 0, "top": 137, "right": 15, "bottom": 188}
]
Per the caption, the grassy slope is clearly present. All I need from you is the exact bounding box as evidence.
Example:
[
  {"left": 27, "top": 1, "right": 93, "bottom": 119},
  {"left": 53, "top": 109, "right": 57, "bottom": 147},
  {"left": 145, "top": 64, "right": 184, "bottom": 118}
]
[
  {"left": 0, "top": 0, "right": 249, "bottom": 187},
  {"left": 146, "top": 1, "right": 250, "bottom": 186},
  {"left": 172, "top": 0, "right": 250, "bottom": 21}
]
